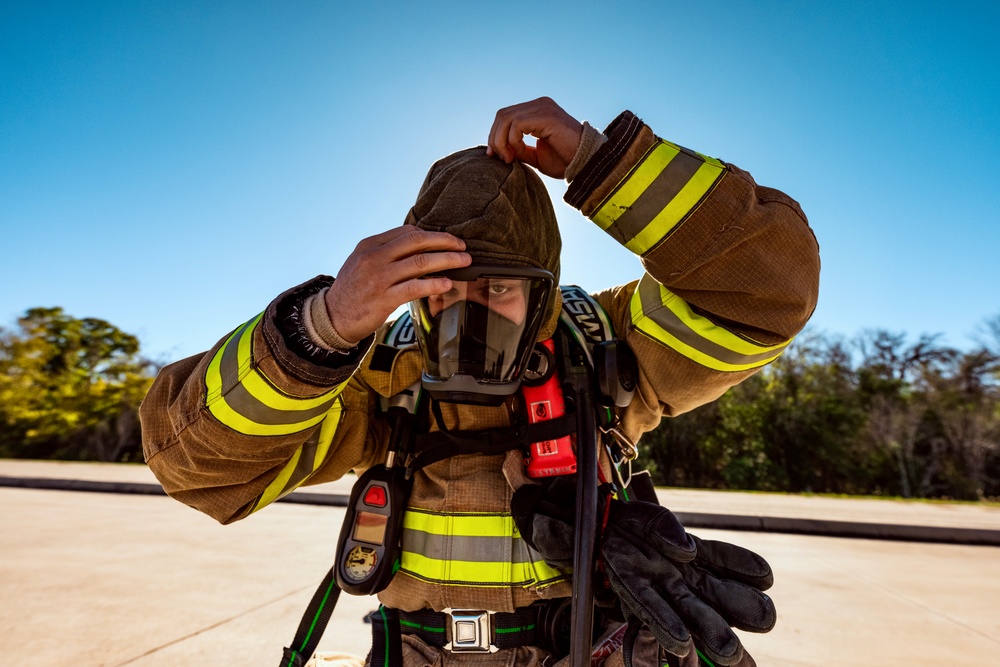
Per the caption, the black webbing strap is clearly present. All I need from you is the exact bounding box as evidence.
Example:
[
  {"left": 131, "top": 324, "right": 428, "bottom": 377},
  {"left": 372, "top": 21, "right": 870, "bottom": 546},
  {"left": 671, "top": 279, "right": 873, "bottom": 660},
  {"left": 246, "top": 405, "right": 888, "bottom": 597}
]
[
  {"left": 280, "top": 567, "right": 341, "bottom": 667},
  {"left": 409, "top": 412, "right": 577, "bottom": 473},
  {"left": 397, "top": 608, "right": 448, "bottom": 647},
  {"left": 491, "top": 606, "right": 542, "bottom": 649},
  {"left": 368, "top": 606, "right": 404, "bottom": 667},
  {"left": 621, "top": 619, "right": 642, "bottom": 667},
  {"left": 396, "top": 606, "right": 541, "bottom": 650}
]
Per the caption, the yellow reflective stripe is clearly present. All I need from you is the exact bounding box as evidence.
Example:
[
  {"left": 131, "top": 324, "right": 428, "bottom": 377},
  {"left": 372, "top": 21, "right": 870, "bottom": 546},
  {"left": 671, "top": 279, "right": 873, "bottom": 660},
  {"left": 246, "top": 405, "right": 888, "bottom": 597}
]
[
  {"left": 401, "top": 509, "right": 569, "bottom": 588},
  {"left": 206, "top": 397, "right": 329, "bottom": 436},
  {"left": 592, "top": 141, "right": 726, "bottom": 256},
  {"left": 404, "top": 510, "right": 513, "bottom": 538},
  {"left": 593, "top": 142, "right": 680, "bottom": 232},
  {"left": 237, "top": 337, "right": 337, "bottom": 414},
  {"left": 531, "top": 562, "right": 568, "bottom": 588},
  {"left": 624, "top": 160, "right": 726, "bottom": 255},
  {"left": 253, "top": 447, "right": 304, "bottom": 511},
  {"left": 630, "top": 274, "right": 790, "bottom": 372},
  {"left": 204, "top": 313, "right": 345, "bottom": 435},
  {"left": 205, "top": 319, "right": 248, "bottom": 406},
  {"left": 250, "top": 400, "right": 345, "bottom": 513},
  {"left": 312, "top": 406, "right": 342, "bottom": 467},
  {"left": 400, "top": 552, "right": 529, "bottom": 587},
  {"left": 521, "top": 544, "right": 567, "bottom": 588},
  {"left": 400, "top": 552, "right": 565, "bottom": 588}
]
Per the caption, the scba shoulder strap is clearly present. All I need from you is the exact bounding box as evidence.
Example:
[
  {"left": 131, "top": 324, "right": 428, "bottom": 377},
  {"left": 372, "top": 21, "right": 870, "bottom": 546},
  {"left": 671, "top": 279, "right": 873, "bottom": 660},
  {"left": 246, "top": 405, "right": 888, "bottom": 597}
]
[
  {"left": 558, "top": 285, "right": 616, "bottom": 362},
  {"left": 562, "top": 286, "right": 638, "bottom": 415}
]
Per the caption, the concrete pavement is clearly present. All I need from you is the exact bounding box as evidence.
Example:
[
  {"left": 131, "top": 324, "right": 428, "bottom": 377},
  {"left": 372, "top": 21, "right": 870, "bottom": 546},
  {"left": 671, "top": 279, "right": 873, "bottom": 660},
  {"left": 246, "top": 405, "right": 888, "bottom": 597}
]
[
  {"left": 5, "top": 459, "right": 1000, "bottom": 544},
  {"left": 3, "top": 461, "right": 1000, "bottom": 665}
]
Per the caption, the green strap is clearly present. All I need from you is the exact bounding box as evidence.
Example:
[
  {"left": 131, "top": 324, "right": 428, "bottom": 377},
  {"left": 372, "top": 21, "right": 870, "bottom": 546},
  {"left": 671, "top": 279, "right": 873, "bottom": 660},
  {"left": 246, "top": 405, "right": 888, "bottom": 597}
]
[
  {"left": 368, "top": 606, "right": 403, "bottom": 667},
  {"left": 279, "top": 567, "right": 341, "bottom": 667}
]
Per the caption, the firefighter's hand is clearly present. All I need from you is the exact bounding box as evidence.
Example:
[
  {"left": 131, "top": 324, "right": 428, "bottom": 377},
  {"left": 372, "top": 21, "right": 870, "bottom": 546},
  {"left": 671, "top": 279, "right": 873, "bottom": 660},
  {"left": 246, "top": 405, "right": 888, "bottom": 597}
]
[
  {"left": 487, "top": 97, "right": 583, "bottom": 179},
  {"left": 603, "top": 502, "right": 776, "bottom": 667},
  {"left": 325, "top": 226, "right": 471, "bottom": 344}
]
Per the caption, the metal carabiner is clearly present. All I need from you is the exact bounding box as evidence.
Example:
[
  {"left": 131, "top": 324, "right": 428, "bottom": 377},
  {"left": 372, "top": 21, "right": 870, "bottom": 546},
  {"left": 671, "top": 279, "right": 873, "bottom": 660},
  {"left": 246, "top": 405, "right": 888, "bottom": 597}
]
[
  {"left": 604, "top": 442, "right": 634, "bottom": 494},
  {"left": 600, "top": 422, "right": 637, "bottom": 495},
  {"left": 601, "top": 424, "right": 638, "bottom": 462}
]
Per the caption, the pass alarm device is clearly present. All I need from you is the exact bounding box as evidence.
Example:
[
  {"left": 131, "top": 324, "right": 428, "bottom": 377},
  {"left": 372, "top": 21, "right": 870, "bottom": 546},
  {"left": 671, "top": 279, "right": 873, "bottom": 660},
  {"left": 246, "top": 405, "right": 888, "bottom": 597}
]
[
  {"left": 334, "top": 463, "right": 412, "bottom": 596},
  {"left": 522, "top": 339, "right": 577, "bottom": 478}
]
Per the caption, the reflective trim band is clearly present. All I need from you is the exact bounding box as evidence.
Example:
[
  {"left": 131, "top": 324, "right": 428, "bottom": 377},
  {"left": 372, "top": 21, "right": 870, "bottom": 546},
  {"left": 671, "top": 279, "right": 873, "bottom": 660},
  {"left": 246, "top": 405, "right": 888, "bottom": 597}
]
[
  {"left": 250, "top": 403, "right": 345, "bottom": 512},
  {"left": 400, "top": 552, "right": 565, "bottom": 589},
  {"left": 404, "top": 510, "right": 513, "bottom": 538},
  {"left": 592, "top": 141, "right": 726, "bottom": 256},
  {"left": 404, "top": 529, "right": 515, "bottom": 563},
  {"left": 513, "top": 530, "right": 567, "bottom": 588},
  {"left": 205, "top": 314, "right": 345, "bottom": 435},
  {"left": 400, "top": 552, "right": 530, "bottom": 587},
  {"left": 400, "top": 509, "right": 568, "bottom": 588},
  {"left": 630, "top": 274, "right": 790, "bottom": 372}
]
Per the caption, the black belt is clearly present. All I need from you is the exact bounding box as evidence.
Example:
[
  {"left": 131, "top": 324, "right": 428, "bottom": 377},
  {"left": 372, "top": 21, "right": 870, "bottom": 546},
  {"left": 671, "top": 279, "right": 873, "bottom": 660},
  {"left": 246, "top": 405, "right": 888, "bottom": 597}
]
[{"left": 398, "top": 605, "right": 542, "bottom": 652}]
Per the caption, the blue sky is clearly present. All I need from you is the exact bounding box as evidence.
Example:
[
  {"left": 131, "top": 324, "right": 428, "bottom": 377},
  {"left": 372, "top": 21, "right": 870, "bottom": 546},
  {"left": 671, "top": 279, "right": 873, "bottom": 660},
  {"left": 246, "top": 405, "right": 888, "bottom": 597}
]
[{"left": 2, "top": 1, "right": 998, "bottom": 364}]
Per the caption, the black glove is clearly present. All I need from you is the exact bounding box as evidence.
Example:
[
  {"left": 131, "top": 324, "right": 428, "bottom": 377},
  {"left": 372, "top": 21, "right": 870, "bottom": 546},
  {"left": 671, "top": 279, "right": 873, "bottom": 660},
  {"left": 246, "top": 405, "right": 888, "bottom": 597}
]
[
  {"left": 661, "top": 641, "right": 759, "bottom": 667},
  {"left": 511, "top": 480, "right": 775, "bottom": 666},
  {"left": 619, "top": 621, "right": 761, "bottom": 667},
  {"left": 602, "top": 500, "right": 775, "bottom": 667},
  {"left": 511, "top": 476, "right": 586, "bottom": 570}
]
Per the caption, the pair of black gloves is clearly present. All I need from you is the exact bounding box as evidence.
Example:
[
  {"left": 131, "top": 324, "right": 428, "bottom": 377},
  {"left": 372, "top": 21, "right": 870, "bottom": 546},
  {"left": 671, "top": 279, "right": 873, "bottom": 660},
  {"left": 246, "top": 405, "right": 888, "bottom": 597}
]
[{"left": 512, "top": 478, "right": 776, "bottom": 667}]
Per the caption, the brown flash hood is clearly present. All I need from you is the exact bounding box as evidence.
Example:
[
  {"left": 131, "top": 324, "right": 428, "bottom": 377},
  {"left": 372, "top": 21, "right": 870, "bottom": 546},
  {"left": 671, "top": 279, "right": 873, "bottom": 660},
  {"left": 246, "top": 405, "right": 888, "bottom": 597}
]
[{"left": 404, "top": 146, "right": 563, "bottom": 339}]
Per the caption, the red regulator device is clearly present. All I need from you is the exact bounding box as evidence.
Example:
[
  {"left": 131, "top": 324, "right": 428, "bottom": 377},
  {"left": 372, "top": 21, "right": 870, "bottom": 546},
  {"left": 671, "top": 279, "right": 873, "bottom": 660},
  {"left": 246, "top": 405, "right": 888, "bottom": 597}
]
[{"left": 522, "top": 339, "right": 577, "bottom": 478}]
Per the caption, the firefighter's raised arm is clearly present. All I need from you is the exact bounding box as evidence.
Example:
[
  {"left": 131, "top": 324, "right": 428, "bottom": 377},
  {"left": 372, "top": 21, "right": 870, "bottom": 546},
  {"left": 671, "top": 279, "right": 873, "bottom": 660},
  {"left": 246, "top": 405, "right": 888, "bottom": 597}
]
[{"left": 324, "top": 226, "right": 470, "bottom": 344}]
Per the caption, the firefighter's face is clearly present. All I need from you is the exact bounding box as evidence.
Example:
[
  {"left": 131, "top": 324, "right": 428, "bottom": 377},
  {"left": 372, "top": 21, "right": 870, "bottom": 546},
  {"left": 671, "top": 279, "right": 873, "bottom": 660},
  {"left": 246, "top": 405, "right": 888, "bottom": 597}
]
[{"left": 427, "top": 277, "right": 528, "bottom": 325}]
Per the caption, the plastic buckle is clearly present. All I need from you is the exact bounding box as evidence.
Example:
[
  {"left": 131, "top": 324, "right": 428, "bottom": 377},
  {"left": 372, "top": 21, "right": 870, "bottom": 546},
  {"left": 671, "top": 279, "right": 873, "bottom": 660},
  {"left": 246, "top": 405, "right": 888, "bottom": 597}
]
[{"left": 442, "top": 608, "right": 498, "bottom": 653}]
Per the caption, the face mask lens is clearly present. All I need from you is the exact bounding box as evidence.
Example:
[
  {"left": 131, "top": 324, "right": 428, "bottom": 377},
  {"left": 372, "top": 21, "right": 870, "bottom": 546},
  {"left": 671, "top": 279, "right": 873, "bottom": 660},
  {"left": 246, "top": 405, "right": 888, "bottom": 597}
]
[
  {"left": 409, "top": 269, "right": 553, "bottom": 400},
  {"left": 427, "top": 277, "right": 530, "bottom": 325}
]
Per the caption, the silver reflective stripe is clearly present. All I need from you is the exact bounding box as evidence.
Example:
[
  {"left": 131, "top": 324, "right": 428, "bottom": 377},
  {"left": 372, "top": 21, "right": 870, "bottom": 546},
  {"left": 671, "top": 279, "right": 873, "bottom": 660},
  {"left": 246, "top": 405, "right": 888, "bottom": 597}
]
[
  {"left": 403, "top": 529, "right": 516, "bottom": 562},
  {"left": 218, "top": 321, "right": 337, "bottom": 425},
  {"left": 401, "top": 529, "right": 551, "bottom": 564},
  {"left": 637, "top": 275, "right": 789, "bottom": 366},
  {"left": 606, "top": 149, "right": 705, "bottom": 246}
]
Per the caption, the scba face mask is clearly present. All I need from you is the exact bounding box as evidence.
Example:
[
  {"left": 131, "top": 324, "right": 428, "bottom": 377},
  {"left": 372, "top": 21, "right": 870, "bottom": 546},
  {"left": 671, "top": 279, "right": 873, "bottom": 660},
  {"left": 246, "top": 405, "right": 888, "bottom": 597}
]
[{"left": 409, "top": 265, "right": 555, "bottom": 405}]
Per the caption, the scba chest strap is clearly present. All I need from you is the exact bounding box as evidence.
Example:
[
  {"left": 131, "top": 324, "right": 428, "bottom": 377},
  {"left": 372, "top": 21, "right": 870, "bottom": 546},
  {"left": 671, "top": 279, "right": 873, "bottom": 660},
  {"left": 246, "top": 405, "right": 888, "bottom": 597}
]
[{"left": 408, "top": 410, "right": 577, "bottom": 472}]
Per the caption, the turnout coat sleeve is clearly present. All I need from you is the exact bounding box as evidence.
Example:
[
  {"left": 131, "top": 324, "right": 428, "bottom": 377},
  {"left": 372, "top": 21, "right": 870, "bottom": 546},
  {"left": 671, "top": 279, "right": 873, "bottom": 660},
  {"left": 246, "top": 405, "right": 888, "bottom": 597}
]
[
  {"left": 566, "top": 111, "right": 820, "bottom": 440},
  {"left": 139, "top": 277, "right": 388, "bottom": 524}
]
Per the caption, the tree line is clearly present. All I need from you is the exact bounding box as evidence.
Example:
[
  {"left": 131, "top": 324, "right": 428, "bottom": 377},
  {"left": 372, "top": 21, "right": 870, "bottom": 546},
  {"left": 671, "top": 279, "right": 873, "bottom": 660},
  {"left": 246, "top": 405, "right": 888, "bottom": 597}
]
[
  {"left": 3, "top": 307, "right": 999, "bottom": 500},
  {"left": 0, "top": 308, "right": 155, "bottom": 462},
  {"left": 637, "top": 319, "right": 1000, "bottom": 501}
]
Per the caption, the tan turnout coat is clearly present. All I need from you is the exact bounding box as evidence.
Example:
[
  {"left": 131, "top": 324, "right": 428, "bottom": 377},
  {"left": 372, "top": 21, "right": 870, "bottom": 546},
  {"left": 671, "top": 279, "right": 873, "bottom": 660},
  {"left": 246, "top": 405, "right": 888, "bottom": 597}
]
[{"left": 140, "top": 111, "right": 820, "bottom": 619}]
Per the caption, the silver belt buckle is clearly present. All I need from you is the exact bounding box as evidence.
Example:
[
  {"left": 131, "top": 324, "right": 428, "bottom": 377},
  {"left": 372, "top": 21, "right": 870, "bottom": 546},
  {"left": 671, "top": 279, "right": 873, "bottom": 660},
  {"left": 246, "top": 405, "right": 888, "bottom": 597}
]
[{"left": 442, "top": 608, "right": 498, "bottom": 653}]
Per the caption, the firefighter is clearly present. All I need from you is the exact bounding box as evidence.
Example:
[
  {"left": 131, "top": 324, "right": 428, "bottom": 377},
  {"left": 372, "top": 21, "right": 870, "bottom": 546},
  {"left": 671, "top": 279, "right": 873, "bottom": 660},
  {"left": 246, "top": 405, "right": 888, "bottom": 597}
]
[{"left": 140, "top": 97, "right": 820, "bottom": 667}]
